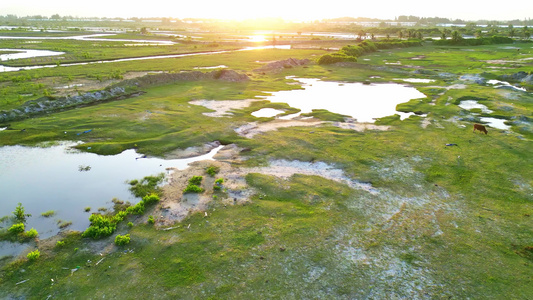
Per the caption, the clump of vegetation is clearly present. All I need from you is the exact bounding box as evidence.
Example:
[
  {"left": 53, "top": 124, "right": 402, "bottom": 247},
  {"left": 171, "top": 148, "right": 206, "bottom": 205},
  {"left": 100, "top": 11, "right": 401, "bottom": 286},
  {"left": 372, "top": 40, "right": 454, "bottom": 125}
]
[
  {"left": 142, "top": 193, "right": 160, "bottom": 205},
  {"left": 8, "top": 223, "right": 25, "bottom": 234},
  {"left": 318, "top": 39, "right": 422, "bottom": 65},
  {"left": 27, "top": 250, "right": 40, "bottom": 261},
  {"left": 24, "top": 228, "right": 38, "bottom": 238},
  {"left": 206, "top": 166, "right": 220, "bottom": 177},
  {"left": 56, "top": 240, "right": 65, "bottom": 248},
  {"left": 128, "top": 173, "right": 165, "bottom": 198},
  {"left": 213, "top": 178, "right": 224, "bottom": 191},
  {"left": 184, "top": 176, "right": 204, "bottom": 193},
  {"left": 127, "top": 222, "right": 134, "bottom": 227},
  {"left": 114, "top": 234, "right": 130, "bottom": 246},
  {"left": 57, "top": 220, "right": 72, "bottom": 229},
  {"left": 78, "top": 165, "right": 91, "bottom": 171},
  {"left": 13, "top": 203, "right": 31, "bottom": 223},
  {"left": 147, "top": 215, "right": 155, "bottom": 224},
  {"left": 40, "top": 210, "right": 55, "bottom": 217},
  {"left": 82, "top": 214, "right": 118, "bottom": 239},
  {"left": 84, "top": 207, "right": 91, "bottom": 212}
]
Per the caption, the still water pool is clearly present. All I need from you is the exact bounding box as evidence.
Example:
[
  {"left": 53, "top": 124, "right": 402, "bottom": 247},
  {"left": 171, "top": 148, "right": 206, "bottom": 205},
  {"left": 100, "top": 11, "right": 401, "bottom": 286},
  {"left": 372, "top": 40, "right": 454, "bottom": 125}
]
[
  {"left": 262, "top": 78, "right": 427, "bottom": 123},
  {"left": 0, "top": 142, "right": 222, "bottom": 240}
]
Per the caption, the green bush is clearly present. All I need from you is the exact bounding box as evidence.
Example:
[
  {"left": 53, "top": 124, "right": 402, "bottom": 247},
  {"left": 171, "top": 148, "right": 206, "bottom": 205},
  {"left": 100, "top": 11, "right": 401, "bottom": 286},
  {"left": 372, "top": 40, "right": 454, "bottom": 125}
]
[
  {"left": 27, "top": 250, "right": 40, "bottom": 261},
  {"left": 127, "top": 222, "right": 134, "bottom": 227},
  {"left": 115, "top": 234, "right": 130, "bottom": 246},
  {"left": 206, "top": 166, "right": 220, "bottom": 177},
  {"left": 147, "top": 215, "right": 155, "bottom": 224},
  {"left": 189, "top": 176, "right": 203, "bottom": 186},
  {"left": 13, "top": 203, "right": 31, "bottom": 223},
  {"left": 128, "top": 174, "right": 164, "bottom": 198},
  {"left": 215, "top": 178, "right": 224, "bottom": 185},
  {"left": 184, "top": 184, "right": 204, "bottom": 193},
  {"left": 126, "top": 201, "right": 145, "bottom": 215},
  {"left": 142, "top": 193, "right": 160, "bottom": 205},
  {"left": 8, "top": 223, "right": 25, "bottom": 234},
  {"left": 213, "top": 185, "right": 222, "bottom": 191},
  {"left": 24, "top": 228, "right": 38, "bottom": 238},
  {"left": 317, "top": 53, "right": 357, "bottom": 65},
  {"left": 82, "top": 214, "right": 117, "bottom": 239},
  {"left": 56, "top": 240, "right": 65, "bottom": 247}
]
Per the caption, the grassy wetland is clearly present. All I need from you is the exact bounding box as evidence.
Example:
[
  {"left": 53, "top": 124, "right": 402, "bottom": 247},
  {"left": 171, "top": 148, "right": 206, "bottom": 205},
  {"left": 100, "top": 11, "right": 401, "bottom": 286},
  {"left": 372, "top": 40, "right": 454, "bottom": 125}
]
[{"left": 0, "top": 18, "right": 532, "bottom": 299}]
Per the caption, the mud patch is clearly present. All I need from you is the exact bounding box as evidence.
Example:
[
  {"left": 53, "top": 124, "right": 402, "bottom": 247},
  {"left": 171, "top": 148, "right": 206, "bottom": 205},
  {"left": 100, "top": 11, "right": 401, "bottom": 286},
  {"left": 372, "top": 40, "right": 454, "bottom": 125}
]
[
  {"left": 247, "top": 159, "right": 377, "bottom": 193},
  {"left": 332, "top": 122, "right": 390, "bottom": 132},
  {"left": 190, "top": 99, "right": 259, "bottom": 117},
  {"left": 164, "top": 141, "right": 221, "bottom": 159},
  {"left": 234, "top": 119, "right": 323, "bottom": 138}
]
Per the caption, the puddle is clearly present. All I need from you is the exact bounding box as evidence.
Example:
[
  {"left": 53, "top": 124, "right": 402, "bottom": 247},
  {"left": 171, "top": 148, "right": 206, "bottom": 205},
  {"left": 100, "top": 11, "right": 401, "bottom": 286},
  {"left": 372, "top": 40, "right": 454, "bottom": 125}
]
[
  {"left": 190, "top": 99, "right": 258, "bottom": 117},
  {"left": 234, "top": 119, "right": 323, "bottom": 138},
  {"left": 0, "top": 241, "right": 29, "bottom": 259},
  {"left": 55, "top": 83, "right": 84, "bottom": 89},
  {"left": 487, "top": 80, "right": 527, "bottom": 92},
  {"left": 480, "top": 117, "right": 511, "bottom": 130},
  {"left": 251, "top": 108, "right": 285, "bottom": 118},
  {"left": 395, "top": 78, "right": 435, "bottom": 83},
  {"left": 458, "top": 100, "right": 494, "bottom": 113},
  {"left": 0, "top": 142, "right": 223, "bottom": 241},
  {"left": 262, "top": 78, "right": 426, "bottom": 123},
  {"left": 0, "top": 48, "right": 65, "bottom": 61},
  {"left": 193, "top": 65, "right": 228, "bottom": 70}
]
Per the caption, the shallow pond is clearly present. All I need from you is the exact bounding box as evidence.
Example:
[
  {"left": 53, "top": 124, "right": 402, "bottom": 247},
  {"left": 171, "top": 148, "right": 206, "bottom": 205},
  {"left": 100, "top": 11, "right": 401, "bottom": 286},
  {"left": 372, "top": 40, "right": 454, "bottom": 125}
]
[
  {"left": 0, "top": 48, "right": 65, "bottom": 61},
  {"left": 458, "top": 100, "right": 494, "bottom": 114},
  {"left": 487, "top": 80, "right": 527, "bottom": 92},
  {"left": 480, "top": 117, "right": 511, "bottom": 130},
  {"left": 252, "top": 108, "right": 285, "bottom": 118},
  {"left": 0, "top": 142, "right": 222, "bottom": 241},
  {"left": 263, "top": 78, "right": 426, "bottom": 123},
  {"left": 395, "top": 78, "right": 435, "bottom": 83}
]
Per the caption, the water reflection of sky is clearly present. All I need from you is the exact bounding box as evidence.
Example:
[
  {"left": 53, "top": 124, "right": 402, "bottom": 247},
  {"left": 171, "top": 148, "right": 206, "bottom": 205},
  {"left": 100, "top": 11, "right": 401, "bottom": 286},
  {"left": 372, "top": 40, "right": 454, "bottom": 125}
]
[
  {"left": 0, "top": 142, "right": 222, "bottom": 240},
  {"left": 263, "top": 78, "right": 426, "bottom": 123}
]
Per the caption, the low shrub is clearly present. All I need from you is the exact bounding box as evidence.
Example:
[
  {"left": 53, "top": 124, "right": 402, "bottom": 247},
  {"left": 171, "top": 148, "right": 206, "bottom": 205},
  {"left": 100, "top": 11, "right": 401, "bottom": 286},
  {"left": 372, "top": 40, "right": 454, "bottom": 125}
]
[
  {"left": 115, "top": 234, "right": 130, "bottom": 246},
  {"left": 56, "top": 240, "right": 65, "bottom": 247},
  {"left": 148, "top": 215, "right": 155, "bottom": 224},
  {"left": 8, "top": 223, "right": 25, "bottom": 234},
  {"left": 206, "top": 166, "right": 220, "bottom": 177},
  {"left": 128, "top": 173, "right": 164, "bottom": 198},
  {"left": 127, "top": 222, "right": 134, "bottom": 227},
  {"left": 82, "top": 214, "right": 117, "bottom": 239},
  {"left": 184, "top": 184, "right": 204, "bottom": 193},
  {"left": 142, "top": 193, "right": 160, "bottom": 205},
  {"left": 189, "top": 176, "right": 203, "bottom": 186},
  {"left": 27, "top": 250, "right": 40, "bottom": 261},
  {"left": 24, "top": 228, "right": 38, "bottom": 238},
  {"left": 126, "top": 201, "right": 145, "bottom": 215}
]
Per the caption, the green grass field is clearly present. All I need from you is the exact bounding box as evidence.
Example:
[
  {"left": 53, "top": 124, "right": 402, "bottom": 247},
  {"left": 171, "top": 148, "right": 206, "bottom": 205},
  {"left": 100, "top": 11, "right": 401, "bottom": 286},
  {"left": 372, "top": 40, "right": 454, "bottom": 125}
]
[{"left": 0, "top": 33, "right": 532, "bottom": 298}]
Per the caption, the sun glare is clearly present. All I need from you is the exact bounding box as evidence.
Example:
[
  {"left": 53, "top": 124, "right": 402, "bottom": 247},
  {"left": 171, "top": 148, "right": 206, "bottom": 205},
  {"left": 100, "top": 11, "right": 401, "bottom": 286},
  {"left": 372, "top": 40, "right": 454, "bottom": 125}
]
[{"left": 249, "top": 35, "right": 267, "bottom": 42}]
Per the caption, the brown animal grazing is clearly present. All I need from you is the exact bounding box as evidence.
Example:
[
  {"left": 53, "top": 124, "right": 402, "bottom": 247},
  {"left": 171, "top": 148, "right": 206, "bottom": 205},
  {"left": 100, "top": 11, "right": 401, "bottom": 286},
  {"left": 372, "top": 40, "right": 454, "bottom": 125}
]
[{"left": 473, "top": 124, "right": 488, "bottom": 134}]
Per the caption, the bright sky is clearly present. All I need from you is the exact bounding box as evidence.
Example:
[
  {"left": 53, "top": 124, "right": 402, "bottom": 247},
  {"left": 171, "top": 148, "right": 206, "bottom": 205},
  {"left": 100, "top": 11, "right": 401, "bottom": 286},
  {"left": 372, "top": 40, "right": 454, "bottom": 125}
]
[{"left": 2, "top": 0, "right": 532, "bottom": 21}]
